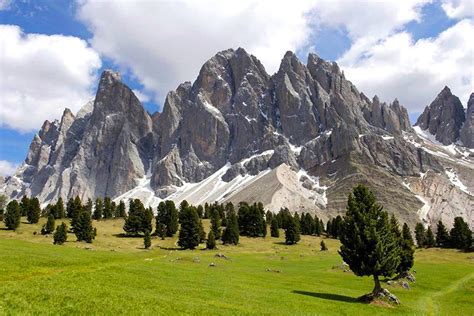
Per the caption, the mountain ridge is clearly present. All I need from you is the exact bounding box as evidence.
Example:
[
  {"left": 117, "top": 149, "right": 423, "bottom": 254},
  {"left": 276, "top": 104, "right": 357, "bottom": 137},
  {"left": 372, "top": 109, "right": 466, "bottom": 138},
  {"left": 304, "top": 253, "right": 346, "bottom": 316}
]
[{"left": 2, "top": 48, "right": 472, "bottom": 229}]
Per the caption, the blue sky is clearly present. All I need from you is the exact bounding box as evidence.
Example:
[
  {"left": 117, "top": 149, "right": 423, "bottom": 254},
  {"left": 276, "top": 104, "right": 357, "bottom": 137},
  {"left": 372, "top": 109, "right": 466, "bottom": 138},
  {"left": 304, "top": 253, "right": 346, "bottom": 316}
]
[{"left": 0, "top": 0, "right": 472, "bottom": 175}]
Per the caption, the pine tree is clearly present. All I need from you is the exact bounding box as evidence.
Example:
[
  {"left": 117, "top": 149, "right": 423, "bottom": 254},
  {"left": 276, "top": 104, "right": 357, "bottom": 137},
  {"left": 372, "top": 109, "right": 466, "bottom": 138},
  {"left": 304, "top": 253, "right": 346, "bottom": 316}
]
[
  {"left": 55, "top": 197, "right": 65, "bottom": 219},
  {"left": 53, "top": 222, "right": 68, "bottom": 245},
  {"left": 237, "top": 202, "right": 266, "bottom": 237},
  {"left": 93, "top": 198, "right": 103, "bottom": 220},
  {"left": 156, "top": 200, "right": 179, "bottom": 237},
  {"left": 397, "top": 223, "right": 415, "bottom": 274},
  {"left": 19, "top": 195, "right": 29, "bottom": 216},
  {"left": 85, "top": 198, "right": 93, "bottom": 214},
  {"left": 198, "top": 218, "right": 206, "bottom": 243},
  {"left": 196, "top": 205, "right": 204, "bottom": 218},
  {"left": 339, "top": 185, "right": 401, "bottom": 296},
  {"left": 314, "top": 215, "right": 321, "bottom": 236},
  {"left": 210, "top": 208, "right": 221, "bottom": 240},
  {"left": 144, "top": 230, "right": 151, "bottom": 249},
  {"left": 206, "top": 230, "right": 216, "bottom": 249},
  {"left": 320, "top": 240, "right": 328, "bottom": 251},
  {"left": 414, "top": 223, "right": 426, "bottom": 248},
  {"left": 115, "top": 200, "right": 126, "bottom": 218},
  {"left": 285, "top": 217, "right": 301, "bottom": 245},
  {"left": 75, "top": 211, "right": 95, "bottom": 243},
  {"left": 270, "top": 217, "right": 280, "bottom": 238},
  {"left": 103, "top": 197, "right": 114, "bottom": 219},
  {"left": 326, "top": 219, "right": 333, "bottom": 237},
  {"left": 156, "top": 223, "right": 166, "bottom": 239},
  {"left": 69, "top": 196, "right": 83, "bottom": 231},
  {"left": 41, "top": 213, "right": 55, "bottom": 235},
  {"left": 123, "top": 199, "right": 148, "bottom": 235},
  {"left": 144, "top": 207, "right": 154, "bottom": 234},
  {"left": 266, "top": 210, "right": 273, "bottom": 224},
  {"left": 26, "top": 197, "right": 41, "bottom": 224},
  {"left": 435, "top": 220, "right": 450, "bottom": 248},
  {"left": 177, "top": 206, "right": 200, "bottom": 249},
  {"left": 4, "top": 200, "right": 21, "bottom": 230},
  {"left": 450, "top": 217, "right": 472, "bottom": 250},
  {"left": 425, "top": 227, "right": 435, "bottom": 248},
  {"left": 222, "top": 208, "right": 239, "bottom": 245}
]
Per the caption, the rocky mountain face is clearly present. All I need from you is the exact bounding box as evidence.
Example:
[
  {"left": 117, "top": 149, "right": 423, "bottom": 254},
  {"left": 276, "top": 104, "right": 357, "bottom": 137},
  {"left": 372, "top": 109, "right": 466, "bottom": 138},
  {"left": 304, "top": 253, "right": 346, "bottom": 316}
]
[
  {"left": 415, "top": 86, "right": 466, "bottom": 146},
  {"left": 2, "top": 48, "right": 472, "bottom": 229},
  {"left": 460, "top": 93, "right": 474, "bottom": 148}
]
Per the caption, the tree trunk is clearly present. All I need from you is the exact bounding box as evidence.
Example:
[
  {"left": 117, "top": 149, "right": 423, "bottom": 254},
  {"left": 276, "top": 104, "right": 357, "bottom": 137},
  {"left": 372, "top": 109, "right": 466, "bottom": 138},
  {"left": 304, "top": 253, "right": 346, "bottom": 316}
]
[{"left": 372, "top": 275, "right": 382, "bottom": 295}]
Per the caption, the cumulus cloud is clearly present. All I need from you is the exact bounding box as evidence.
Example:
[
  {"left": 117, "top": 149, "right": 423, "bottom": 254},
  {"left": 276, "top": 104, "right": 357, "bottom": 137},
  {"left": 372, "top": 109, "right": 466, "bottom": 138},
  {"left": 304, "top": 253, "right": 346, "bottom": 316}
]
[
  {"left": 0, "top": 25, "right": 101, "bottom": 132},
  {"left": 442, "top": 0, "right": 473, "bottom": 19},
  {"left": 0, "top": 160, "right": 18, "bottom": 177},
  {"left": 339, "top": 19, "right": 474, "bottom": 112},
  {"left": 78, "top": 0, "right": 317, "bottom": 106}
]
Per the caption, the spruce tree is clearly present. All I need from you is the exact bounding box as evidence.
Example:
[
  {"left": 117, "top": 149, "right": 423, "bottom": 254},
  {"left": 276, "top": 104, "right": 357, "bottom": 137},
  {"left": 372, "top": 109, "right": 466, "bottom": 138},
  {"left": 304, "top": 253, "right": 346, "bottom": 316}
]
[
  {"left": 177, "top": 206, "right": 200, "bottom": 249},
  {"left": 41, "top": 213, "right": 56, "bottom": 235},
  {"left": 116, "top": 200, "right": 126, "bottom": 218},
  {"left": 414, "top": 223, "right": 426, "bottom": 248},
  {"left": 314, "top": 215, "right": 321, "bottom": 236},
  {"left": 85, "top": 198, "right": 93, "bottom": 214},
  {"left": 53, "top": 222, "right": 68, "bottom": 245},
  {"left": 26, "top": 197, "right": 41, "bottom": 224},
  {"left": 144, "top": 230, "right": 151, "bottom": 249},
  {"left": 206, "top": 230, "right": 216, "bottom": 249},
  {"left": 450, "top": 217, "right": 472, "bottom": 250},
  {"left": 144, "top": 207, "right": 154, "bottom": 234},
  {"left": 69, "top": 196, "right": 83, "bottom": 231},
  {"left": 75, "top": 211, "right": 95, "bottom": 243},
  {"left": 425, "top": 227, "right": 435, "bottom": 248},
  {"left": 320, "top": 240, "right": 328, "bottom": 251},
  {"left": 285, "top": 217, "right": 301, "bottom": 245},
  {"left": 19, "top": 195, "right": 29, "bottom": 217},
  {"left": 435, "top": 220, "right": 450, "bottom": 248},
  {"left": 93, "top": 198, "right": 103, "bottom": 220},
  {"left": 222, "top": 208, "right": 239, "bottom": 245},
  {"left": 397, "top": 223, "right": 415, "bottom": 274},
  {"left": 266, "top": 210, "right": 273, "bottom": 224},
  {"left": 55, "top": 197, "right": 65, "bottom": 219},
  {"left": 123, "top": 199, "right": 147, "bottom": 235},
  {"left": 164, "top": 200, "right": 178, "bottom": 237},
  {"left": 270, "top": 217, "right": 280, "bottom": 238},
  {"left": 198, "top": 218, "right": 206, "bottom": 243},
  {"left": 196, "top": 205, "right": 204, "bottom": 218},
  {"left": 4, "top": 200, "right": 21, "bottom": 230},
  {"left": 237, "top": 202, "right": 266, "bottom": 237},
  {"left": 103, "top": 197, "right": 113, "bottom": 219},
  {"left": 210, "top": 208, "right": 221, "bottom": 240},
  {"left": 339, "top": 185, "right": 401, "bottom": 296}
]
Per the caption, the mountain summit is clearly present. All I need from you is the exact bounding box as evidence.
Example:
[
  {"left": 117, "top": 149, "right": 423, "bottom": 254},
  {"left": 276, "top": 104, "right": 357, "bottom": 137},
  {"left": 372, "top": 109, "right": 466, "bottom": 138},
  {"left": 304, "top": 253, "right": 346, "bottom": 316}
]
[{"left": 2, "top": 48, "right": 473, "bottom": 228}]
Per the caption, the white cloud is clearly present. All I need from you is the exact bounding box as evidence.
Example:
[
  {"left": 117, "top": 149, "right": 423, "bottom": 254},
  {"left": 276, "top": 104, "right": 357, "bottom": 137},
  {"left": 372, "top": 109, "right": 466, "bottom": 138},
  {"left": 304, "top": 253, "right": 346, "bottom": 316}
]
[
  {"left": 0, "top": 0, "right": 10, "bottom": 11},
  {"left": 77, "top": 0, "right": 434, "bottom": 109},
  {"left": 0, "top": 160, "right": 17, "bottom": 177},
  {"left": 78, "top": 0, "right": 317, "bottom": 106},
  {"left": 339, "top": 19, "right": 474, "bottom": 112},
  {"left": 132, "top": 89, "right": 151, "bottom": 103},
  {"left": 0, "top": 25, "right": 101, "bottom": 132},
  {"left": 442, "top": 0, "right": 473, "bottom": 19}
]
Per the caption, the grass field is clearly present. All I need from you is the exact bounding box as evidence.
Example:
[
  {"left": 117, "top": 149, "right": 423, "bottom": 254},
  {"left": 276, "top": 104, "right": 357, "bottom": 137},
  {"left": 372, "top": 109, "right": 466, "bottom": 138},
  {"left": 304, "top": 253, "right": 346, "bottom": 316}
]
[{"left": 0, "top": 217, "right": 473, "bottom": 315}]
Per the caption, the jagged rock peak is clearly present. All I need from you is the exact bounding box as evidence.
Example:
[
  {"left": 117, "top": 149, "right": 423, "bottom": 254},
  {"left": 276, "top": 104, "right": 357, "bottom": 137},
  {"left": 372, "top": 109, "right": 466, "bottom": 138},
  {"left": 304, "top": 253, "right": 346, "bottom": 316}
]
[
  {"left": 416, "top": 86, "right": 466, "bottom": 145},
  {"left": 460, "top": 92, "right": 474, "bottom": 148}
]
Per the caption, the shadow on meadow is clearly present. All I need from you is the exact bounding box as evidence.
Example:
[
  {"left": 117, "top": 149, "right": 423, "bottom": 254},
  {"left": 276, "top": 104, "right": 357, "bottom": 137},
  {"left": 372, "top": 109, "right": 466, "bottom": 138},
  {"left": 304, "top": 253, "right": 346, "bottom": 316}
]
[{"left": 292, "top": 290, "right": 360, "bottom": 303}]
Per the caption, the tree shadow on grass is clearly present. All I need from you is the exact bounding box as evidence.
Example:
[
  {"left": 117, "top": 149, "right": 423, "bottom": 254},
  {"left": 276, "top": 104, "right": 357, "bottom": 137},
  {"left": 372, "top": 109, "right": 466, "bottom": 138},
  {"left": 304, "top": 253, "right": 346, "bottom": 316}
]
[
  {"left": 292, "top": 290, "right": 360, "bottom": 304},
  {"left": 273, "top": 241, "right": 288, "bottom": 245},
  {"left": 113, "top": 233, "right": 143, "bottom": 238}
]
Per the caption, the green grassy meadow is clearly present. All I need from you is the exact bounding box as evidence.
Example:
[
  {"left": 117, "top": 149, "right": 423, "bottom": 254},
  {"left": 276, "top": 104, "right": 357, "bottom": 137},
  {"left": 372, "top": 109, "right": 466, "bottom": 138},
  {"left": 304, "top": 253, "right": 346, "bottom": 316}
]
[{"left": 0, "top": 217, "right": 473, "bottom": 315}]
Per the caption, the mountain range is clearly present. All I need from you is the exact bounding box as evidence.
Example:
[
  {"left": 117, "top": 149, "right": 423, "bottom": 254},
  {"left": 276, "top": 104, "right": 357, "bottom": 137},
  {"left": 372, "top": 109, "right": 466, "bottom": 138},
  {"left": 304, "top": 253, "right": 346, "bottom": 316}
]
[{"left": 2, "top": 48, "right": 473, "bottom": 229}]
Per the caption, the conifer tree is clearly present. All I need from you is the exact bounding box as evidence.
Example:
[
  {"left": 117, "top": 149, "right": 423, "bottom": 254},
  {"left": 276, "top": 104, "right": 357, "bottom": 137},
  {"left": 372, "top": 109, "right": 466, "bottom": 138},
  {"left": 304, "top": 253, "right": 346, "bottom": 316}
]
[
  {"left": 319, "top": 219, "right": 325, "bottom": 234},
  {"left": 196, "top": 205, "right": 204, "bottom": 218},
  {"left": 85, "top": 198, "right": 93, "bottom": 214},
  {"left": 144, "top": 207, "right": 154, "bottom": 234},
  {"left": 69, "top": 196, "right": 83, "bottom": 231},
  {"left": 156, "top": 200, "right": 179, "bottom": 237},
  {"left": 320, "top": 240, "right": 328, "bottom": 251},
  {"left": 206, "top": 230, "right": 216, "bottom": 249},
  {"left": 75, "top": 211, "right": 95, "bottom": 243},
  {"left": 237, "top": 202, "right": 266, "bottom": 237},
  {"left": 103, "top": 197, "right": 114, "bottom": 219},
  {"left": 93, "top": 198, "right": 103, "bottom": 220},
  {"left": 210, "top": 208, "right": 221, "bottom": 240},
  {"left": 55, "top": 197, "right": 65, "bottom": 219},
  {"left": 4, "top": 200, "right": 21, "bottom": 230},
  {"left": 326, "top": 219, "right": 333, "bottom": 237},
  {"left": 339, "top": 185, "right": 401, "bottom": 296},
  {"left": 27, "top": 197, "right": 41, "bottom": 224},
  {"left": 115, "top": 200, "right": 126, "bottom": 218},
  {"left": 314, "top": 215, "right": 321, "bottom": 236},
  {"left": 425, "top": 227, "right": 435, "bottom": 248},
  {"left": 19, "top": 195, "right": 29, "bottom": 216},
  {"left": 270, "top": 217, "right": 280, "bottom": 238},
  {"left": 397, "top": 223, "right": 415, "bottom": 274},
  {"left": 41, "top": 213, "right": 55, "bottom": 235},
  {"left": 123, "top": 199, "right": 147, "bottom": 235},
  {"left": 177, "top": 206, "right": 200, "bottom": 249},
  {"left": 450, "top": 217, "right": 472, "bottom": 250},
  {"left": 285, "top": 217, "right": 301, "bottom": 245},
  {"left": 435, "top": 220, "right": 450, "bottom": 248},
  {"left": 144, "top": 230, "right": 151, "bottom": 249},
  {"left": 199, "top": 218, "right": 206, "bottom": 243},
  {"left": 53, "top": 222, "right": 68, "bottom": 245},
  {"left": 266, "top": 210, "right": 273, "bottom": 224},
  {"left": 414, "top": 223, "right": 426, "bottom": 248},
  {"left": 222, "top": 208, "right": 239, "bottom": 245}
]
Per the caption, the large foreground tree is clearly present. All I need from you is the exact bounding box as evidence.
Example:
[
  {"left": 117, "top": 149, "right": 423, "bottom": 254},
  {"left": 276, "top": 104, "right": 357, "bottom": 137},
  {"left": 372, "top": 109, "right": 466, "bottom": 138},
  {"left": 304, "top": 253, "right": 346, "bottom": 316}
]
[{"left": 339, "top": 185, "right": 401, "bottom": 297}]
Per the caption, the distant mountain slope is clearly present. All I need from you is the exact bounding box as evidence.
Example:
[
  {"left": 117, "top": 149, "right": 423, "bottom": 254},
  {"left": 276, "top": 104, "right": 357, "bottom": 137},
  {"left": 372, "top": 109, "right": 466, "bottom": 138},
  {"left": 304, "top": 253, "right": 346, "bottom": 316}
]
[{"left": 2, "top": 48, "right": 472, "bottom": 229}]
